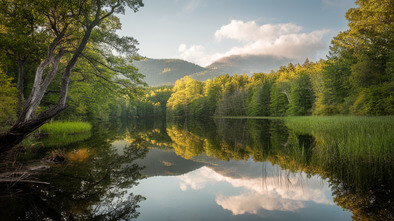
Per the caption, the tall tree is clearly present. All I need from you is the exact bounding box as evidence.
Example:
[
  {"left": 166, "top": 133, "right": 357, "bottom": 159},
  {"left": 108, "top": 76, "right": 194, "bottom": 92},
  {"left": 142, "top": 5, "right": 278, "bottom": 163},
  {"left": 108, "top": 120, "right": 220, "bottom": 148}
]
[
  {"left": 0, "top": 0, "right": 144, "bottom": 151},
  {"left": 287, "top": 73, "right": 315, "bottom": 116},
  {"left": 167, "top": 76, "right": 203, "bottom": 117},
  {"left": 329, "top": 0, "right": 393, "bottom": 115},
  {"left": 0, "top": 0, "right": 47, "bottom": 113}
]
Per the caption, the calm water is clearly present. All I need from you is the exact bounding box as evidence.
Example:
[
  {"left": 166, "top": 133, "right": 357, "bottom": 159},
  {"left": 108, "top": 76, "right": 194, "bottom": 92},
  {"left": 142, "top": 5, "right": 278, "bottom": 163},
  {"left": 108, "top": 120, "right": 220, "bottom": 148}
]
[{"left": 0, "top": 118, "right": 392, "bottom": 220}]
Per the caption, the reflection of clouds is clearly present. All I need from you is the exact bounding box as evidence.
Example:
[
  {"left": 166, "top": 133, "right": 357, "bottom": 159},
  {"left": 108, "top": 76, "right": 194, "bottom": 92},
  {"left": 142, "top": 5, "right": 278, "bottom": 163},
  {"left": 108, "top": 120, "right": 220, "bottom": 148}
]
[
  {"left": 216, "top": 194, "right": 303, "bottom": 215},
  {"left": 179, "top": 166, "right": 224, "bottom": 191},
  {"left": 178, "top": 165, "right": 333, "bottom": 215}
]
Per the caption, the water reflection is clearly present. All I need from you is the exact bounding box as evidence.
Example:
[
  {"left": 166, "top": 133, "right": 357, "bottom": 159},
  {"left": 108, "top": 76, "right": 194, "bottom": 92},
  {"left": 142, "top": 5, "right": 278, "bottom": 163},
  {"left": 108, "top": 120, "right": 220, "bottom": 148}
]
[
  {"left": 179, "top": 164, "right": 333, "bottom": 215},
  {"left": 0, "top": 121, "right": 148, "bottom": 220},
  {"left": 1, "top": 117, "right": 392, "bottom": 220},
  {"left": 161, "top": 117, "right": 392, "bottom": 220}
]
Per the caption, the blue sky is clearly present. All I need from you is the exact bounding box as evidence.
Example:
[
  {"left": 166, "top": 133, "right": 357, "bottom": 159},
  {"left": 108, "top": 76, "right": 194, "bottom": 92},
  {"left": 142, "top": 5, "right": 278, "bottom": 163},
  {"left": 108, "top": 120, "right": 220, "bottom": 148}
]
[{"left": 117, "top": 0, "right": 356, "bottom": 67}]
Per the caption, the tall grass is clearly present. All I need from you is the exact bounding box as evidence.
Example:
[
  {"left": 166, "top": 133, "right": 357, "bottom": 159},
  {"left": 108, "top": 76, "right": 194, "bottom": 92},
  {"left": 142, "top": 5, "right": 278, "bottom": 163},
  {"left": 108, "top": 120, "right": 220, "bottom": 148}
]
[
  {"left": 40, "top": 121, "right": 92, "bottom": 134},
  {"left": 284, "top": 116, "right": 393, "bottom": 167}
]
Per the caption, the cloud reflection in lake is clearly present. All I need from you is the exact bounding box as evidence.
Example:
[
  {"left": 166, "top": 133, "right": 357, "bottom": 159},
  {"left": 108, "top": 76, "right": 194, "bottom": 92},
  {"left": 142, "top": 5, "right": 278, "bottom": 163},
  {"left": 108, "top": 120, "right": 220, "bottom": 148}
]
[{"left": 178, "top": 161, "right": 333, "bottom": 216}]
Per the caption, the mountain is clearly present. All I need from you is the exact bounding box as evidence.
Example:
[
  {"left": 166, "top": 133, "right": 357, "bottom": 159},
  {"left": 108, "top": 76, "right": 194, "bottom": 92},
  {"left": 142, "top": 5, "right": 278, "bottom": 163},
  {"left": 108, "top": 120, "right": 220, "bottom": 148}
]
[
  {"left": 133, "top": 55, "right": 294, "bottom": 86},
  {"left": 207, "top": 54, "right": 293, "bottom": 74},
  {"left": 132, "top": 58, "right": 207, "bottom": 86},
  {"left": 189, "top": 54, "right": 293, "bottom": 81}
]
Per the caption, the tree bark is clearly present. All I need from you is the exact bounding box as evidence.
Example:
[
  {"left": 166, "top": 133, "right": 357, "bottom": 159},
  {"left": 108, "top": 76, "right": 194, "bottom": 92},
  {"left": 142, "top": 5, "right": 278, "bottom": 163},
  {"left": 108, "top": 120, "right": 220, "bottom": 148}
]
[
  {"left": 17, "top": 59, "right": 26, "bottom": 116},
  {"left": 0, "top": 104, "right": 68, "bottom": 153}
]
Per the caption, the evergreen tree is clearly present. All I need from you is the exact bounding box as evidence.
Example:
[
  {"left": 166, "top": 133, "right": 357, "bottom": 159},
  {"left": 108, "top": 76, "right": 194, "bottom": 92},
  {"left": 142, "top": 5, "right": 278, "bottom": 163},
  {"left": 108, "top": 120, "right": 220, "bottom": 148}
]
[{"left": 287, "top": 74, "right": 315, "bottom": 116}]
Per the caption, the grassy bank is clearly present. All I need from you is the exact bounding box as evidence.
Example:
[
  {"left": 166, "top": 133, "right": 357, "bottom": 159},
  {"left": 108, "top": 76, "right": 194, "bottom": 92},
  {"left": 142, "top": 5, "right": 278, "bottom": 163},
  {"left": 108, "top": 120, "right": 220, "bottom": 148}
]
[
  {"left": 283, "top": 116, "right": 393, "bottom": 164},
  {"left": 40, "top": 121, "right": 92, "bottom": 134}
]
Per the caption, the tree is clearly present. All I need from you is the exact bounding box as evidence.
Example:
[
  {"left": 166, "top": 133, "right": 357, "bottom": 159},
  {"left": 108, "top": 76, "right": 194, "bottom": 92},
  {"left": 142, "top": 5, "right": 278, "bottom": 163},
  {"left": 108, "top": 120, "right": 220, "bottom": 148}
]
[
  {"left": 0, "top": 0, "right": 144, "bottom": 152},
  {"left": 166, "top": 76, "right": 203, "bottom": 117},
  {"left": 328, "top": 0, "right": 393, "bottom": 115},
  {"left": 270, "top": 82, "right": 289, "bottom": 116},
  {"left": 287, "top": 73, "right": 315, "bottom": 116},
  {"left": 247, "top": 78, "right": 271, "bottom": 116},
  {"left": 0, "top": 0, "right": 47, "bottom": 114}
]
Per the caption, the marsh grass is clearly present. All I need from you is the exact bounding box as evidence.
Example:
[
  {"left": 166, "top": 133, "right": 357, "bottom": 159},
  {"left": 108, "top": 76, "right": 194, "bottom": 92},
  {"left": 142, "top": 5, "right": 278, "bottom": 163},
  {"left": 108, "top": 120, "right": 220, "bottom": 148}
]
[
  {"left": 284, "top": 116, "right": 393, "bottom": 175},
  {"left": 284, "top": 116, "right": 392, "bottom": 154},
  {"left": 40, "top": 121, "right": 92, "bottom": 134}
]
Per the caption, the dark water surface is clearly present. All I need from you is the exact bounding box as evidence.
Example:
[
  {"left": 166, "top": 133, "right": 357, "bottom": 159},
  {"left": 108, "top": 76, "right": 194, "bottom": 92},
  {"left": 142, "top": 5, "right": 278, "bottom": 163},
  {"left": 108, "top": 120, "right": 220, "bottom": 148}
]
[{"left": 0, "top": 118, "right": 392, "bottom": 220}]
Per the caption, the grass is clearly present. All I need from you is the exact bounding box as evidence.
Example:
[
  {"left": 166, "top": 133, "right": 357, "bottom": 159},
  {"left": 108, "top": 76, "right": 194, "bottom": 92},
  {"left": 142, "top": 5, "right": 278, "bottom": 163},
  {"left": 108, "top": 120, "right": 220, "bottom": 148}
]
[
  {"left": 283, "top": 116, "right": 394, "bottom": 164},
  {"left": 40, "top": 121, "right": 92, "bottom": 134}
]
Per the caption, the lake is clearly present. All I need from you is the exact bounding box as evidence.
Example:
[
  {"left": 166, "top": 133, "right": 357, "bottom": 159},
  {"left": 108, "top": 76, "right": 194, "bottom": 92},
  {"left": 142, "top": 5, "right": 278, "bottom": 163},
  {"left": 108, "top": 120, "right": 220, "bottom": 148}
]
[{"left": 0, "top": 117, "right": 392, "bottom": 220}]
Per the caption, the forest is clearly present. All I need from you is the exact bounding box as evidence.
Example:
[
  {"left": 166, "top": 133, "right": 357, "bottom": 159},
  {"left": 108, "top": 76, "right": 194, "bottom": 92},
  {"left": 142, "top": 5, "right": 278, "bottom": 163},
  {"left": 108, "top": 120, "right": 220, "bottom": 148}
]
[
  {"left": 0, "top": 0, "right": 393, "bottom": 145},
  {"left": 131, "top": 0, "right": 393, "bottom": 119}
]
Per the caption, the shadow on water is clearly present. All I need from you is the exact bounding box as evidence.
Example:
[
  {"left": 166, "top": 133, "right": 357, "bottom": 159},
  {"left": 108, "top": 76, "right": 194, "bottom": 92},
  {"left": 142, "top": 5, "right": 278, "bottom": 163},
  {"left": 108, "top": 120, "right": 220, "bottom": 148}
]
[
  {"left": 0, "top": 119, "right": 148, "bottom": 220},
  {"left": 1, "top": 117, "right": 392, "bottom": 220}
]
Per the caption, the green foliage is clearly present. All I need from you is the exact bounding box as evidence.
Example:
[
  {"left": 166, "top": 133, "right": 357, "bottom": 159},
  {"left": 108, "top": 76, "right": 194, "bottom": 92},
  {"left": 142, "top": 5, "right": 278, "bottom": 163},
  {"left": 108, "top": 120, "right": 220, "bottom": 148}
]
[
  {"left": 247, "top": 79, "right": 271, "bottom": 116},
  {"left": 129, "top": 86, "right": 172, "bottom": 117},
  {"left": 40, "top": 121, "right": 92, "bottom": 134},
  {"left": 351, "top": 85, "right": 394, "bottom": 115},
  {"left": 287, "top": 74, "right": 315, "bottom": 116},
  {"left": 166, "top": 76, "right": 203, "bottom": 116},
  {"left": 270, "top": 82, "right": 289, "bottom": 116},
  {"left": 0, "top": 72, "right": 18, "bottom": 127}
]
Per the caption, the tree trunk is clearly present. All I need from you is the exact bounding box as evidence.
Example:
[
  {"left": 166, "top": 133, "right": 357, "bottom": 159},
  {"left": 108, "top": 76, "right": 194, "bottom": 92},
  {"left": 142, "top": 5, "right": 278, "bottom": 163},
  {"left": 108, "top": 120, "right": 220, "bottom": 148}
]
[
  {"left": 17, "top": 59, "right": 26, "bottom": 116},
  {"left": 0, "top": 104, "right": 68, "bottom": 153}
]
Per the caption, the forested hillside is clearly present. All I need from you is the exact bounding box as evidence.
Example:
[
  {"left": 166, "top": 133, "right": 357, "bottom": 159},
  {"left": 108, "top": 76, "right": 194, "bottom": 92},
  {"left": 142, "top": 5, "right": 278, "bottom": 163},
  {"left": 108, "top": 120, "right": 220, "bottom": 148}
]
[
  {"left": 158, "top": 0, "right": 393, "bottom": 117},
  {"left": 132, "top": 58, "right": 206, "bottom": 85},
  {"left": 133, "top": 55, "right": 294, "bottom": 85},
  {"left": 189, "top": 54, "right": 293, "bottom": 82}
]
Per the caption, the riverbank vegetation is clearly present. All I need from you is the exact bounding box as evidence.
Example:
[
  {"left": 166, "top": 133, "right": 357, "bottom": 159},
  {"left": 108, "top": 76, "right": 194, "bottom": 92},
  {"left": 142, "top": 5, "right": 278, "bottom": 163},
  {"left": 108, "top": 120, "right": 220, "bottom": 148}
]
[{"left": 40, "top": 121, "right": 92, "bottom": 134}]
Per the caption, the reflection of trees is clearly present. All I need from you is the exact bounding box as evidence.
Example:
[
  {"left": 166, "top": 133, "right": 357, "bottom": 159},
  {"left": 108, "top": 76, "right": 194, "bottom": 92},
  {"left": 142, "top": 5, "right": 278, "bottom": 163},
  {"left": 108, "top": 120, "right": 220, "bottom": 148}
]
[
  {"left": 167, "top": 125, "right": 205, "bottom": 159},
  {"left": 38, "top": 141, "right": 147, "bottom": 220},
  {"left": 1, "top": 120, "right": 148, "bottom": 220},
  {"left": 166, "top": 118, "right": 279, "bottom": 161},
  {"left": 165, "top": 117, "right": 393, "bottom": 220},
  {"left": 330, "top": 165, "right": 393, "bottom": 221},
  {"left": 124, "top": 118, "right": 173, "bottom": 150}
]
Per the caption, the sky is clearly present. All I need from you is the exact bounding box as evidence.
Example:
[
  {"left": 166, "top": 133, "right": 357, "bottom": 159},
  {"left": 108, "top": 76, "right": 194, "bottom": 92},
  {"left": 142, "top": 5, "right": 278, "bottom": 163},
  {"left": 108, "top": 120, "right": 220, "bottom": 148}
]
[{"left": 117, "top": 0, "right": 356, "bottom": 67}]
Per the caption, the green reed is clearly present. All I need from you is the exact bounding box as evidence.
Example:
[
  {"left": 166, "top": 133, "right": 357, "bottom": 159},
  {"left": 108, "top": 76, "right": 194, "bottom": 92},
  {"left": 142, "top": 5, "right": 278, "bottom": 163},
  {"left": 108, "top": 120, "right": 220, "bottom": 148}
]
[
  {"left": 40, "top": 121, "right": 92, "bottom": 134},
  {"left": 284, "top": 116, "right": 393, "bottom": 164}
]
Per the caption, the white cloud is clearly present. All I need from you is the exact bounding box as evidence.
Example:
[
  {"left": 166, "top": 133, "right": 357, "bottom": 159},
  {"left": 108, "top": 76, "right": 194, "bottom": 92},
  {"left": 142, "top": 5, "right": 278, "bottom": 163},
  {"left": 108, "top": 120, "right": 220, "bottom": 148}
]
[
  {"left": 177, "top": 20, "right": 329, "bottom": 66},
  {"left": 178, "top": 44, "right": 224, "bottom": 67},
  {"left": 178, "top": 43, "right": 187, "bottom": 52},
  {"left": 215, "top": 20, "right": 302, "bottom": 42}
]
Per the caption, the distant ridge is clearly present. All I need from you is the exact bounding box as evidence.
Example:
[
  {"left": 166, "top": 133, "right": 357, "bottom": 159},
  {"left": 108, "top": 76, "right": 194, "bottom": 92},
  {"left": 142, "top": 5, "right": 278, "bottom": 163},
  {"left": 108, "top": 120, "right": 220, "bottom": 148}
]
[
  {"left": 189, "top": 54, "right": 294, "bottom": 81},
  {"left": 206, "top": 54, "right": 293, "bottom": 75},
  {"left": 134, "top": 55, "right": 294, "bottom": 86},
  {"left": 132, "top": 58, "right": 206, "bottom": 86}
]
